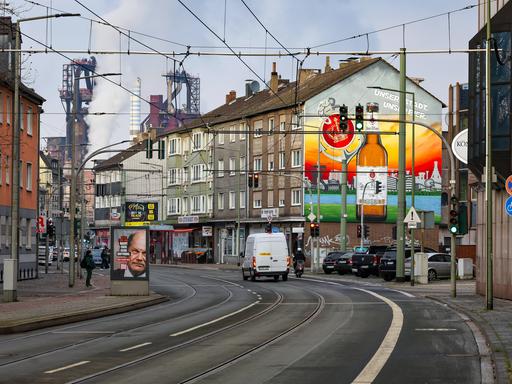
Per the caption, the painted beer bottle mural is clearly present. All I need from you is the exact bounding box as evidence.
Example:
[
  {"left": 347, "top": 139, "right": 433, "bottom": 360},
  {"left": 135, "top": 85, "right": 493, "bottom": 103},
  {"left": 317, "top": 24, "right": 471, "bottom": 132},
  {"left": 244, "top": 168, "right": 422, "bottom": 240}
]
[{"left": 356, "top": 103, "right": 388, "bottom": 221}]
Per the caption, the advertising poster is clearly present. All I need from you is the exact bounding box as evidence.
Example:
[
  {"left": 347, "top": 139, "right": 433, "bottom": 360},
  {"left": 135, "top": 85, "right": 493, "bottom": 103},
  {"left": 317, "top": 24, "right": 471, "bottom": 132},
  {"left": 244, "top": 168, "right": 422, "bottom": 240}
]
[
  {"left": 303, "top": 64, "right": 443, "bottom": 224},
  {"left": 111, "top": 227, "right": 149, "bottom": 280},
  {"left": 125, "top": 202, "right": 158, "bottom": 226}
]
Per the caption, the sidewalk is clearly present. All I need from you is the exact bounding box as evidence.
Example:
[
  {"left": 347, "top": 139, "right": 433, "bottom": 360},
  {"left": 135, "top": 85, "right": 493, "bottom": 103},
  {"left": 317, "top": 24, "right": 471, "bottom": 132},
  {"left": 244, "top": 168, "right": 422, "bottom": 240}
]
[{"left": 0, "top": 266, "right": 168, "bottom": 334}]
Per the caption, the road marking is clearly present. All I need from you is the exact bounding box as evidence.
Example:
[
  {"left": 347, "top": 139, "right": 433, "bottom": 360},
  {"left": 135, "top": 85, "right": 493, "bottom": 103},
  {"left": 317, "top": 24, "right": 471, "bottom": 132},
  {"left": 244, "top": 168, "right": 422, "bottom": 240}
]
[
  {"left": 415, "top": 328, "right": 457, "bottom": 332},
  {"left": 170, "top": 301, "right": 259, "bottom": 337},
  {"left": 351, "top": 288, "right": 404, "bottom": 384},
  {"left": 200, "top": 275, "right": 244, "bottom": 288},
  {"left": 52, "top": 331, "right": 115, "bottom": 334},
  {"left": 391, "top": 289, "right": 415, "bottom": 298},
  {"left": 44, "top": 361, "right": 90, "bottom": 374},
  {"left": 120, "top": 342, "right": 152, "bottom": 352}
]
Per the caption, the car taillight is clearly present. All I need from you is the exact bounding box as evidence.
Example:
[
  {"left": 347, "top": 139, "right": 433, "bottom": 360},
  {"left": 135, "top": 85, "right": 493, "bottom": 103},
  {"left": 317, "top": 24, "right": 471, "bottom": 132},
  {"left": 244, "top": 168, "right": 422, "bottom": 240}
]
[
  {"left": 252, "top": 256, "right": 256, "bottom": 268},
  {"left": 347, "top": 258, "right": 352, "bottom": 265},
  {"left": 372, "top": 255, "right": 378, "bottom": 265}
]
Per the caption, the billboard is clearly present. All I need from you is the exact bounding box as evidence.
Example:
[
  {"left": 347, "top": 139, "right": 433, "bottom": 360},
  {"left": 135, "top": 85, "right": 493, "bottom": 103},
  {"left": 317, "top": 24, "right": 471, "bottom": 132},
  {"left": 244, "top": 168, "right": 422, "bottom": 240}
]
[
  {"left": 303, "top": 65, "right": 443, "bottom": 224},
  {"left": 125, "top": 202, "right": 158, "bottom": 226},
  {"left": 111, "top": 227, "right": 149, "bottom": 280}
]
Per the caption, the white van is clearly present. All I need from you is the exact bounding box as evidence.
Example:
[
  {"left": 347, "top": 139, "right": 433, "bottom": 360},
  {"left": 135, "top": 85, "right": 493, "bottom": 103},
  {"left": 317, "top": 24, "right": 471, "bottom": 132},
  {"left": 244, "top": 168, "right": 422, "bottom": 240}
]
[{"left": 241, "top": 233, "right": 290, "bottom": 281}]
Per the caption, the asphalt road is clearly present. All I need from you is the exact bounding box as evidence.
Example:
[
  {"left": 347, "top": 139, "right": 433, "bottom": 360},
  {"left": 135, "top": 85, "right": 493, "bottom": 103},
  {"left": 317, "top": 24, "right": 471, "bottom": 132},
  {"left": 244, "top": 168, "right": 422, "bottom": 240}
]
[{"left": 0, "top": 266, "right": 481, "bottom": 383}]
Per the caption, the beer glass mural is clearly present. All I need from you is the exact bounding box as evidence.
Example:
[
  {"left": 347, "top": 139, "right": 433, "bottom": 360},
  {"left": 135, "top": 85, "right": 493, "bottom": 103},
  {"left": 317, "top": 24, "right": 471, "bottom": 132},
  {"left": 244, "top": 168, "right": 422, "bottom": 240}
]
[{"left": 303, "top": 72, "right": 443, "bottom": 224}]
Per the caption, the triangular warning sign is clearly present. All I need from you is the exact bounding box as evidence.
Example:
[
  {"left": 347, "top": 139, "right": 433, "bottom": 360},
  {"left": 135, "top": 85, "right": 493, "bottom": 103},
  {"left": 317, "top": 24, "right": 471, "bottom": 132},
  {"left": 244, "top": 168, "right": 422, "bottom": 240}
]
[{"left": 404, "top": 207, "right": 421, "bottom": 224}]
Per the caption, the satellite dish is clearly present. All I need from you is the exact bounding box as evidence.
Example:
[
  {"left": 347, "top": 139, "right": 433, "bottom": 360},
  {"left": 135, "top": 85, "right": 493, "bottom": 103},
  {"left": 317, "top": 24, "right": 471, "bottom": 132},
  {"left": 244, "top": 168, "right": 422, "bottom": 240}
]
[{"left": 250, "top": 81, "right": 260, "bottom": 93}]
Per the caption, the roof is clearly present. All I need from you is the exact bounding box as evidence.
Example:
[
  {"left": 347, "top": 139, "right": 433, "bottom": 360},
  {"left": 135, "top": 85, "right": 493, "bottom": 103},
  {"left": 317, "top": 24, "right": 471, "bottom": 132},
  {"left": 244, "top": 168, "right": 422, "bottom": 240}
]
[
  {"left": 93, "top": 141, "right": 145, "bottom": 171},
  {"left": 0, "top": 79, "right": 46, "bottom": 105}
]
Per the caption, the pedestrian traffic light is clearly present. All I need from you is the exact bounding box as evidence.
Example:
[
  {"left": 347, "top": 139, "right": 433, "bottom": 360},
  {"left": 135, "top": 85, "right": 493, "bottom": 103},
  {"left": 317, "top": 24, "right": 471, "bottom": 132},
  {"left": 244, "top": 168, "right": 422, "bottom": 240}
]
[
  {"left": 363, "top": 224, "right": 369, "bottom": 238},
  {"left": 339, "top": 104, "right": 348, "bottom": 132},
  {"left": 157, "top": 140, "right": 165, "bottom": 159},
  {"left": 145, "top": 139, "right": 153, "bottom": 159},
  {"left": 253, "top": 173, "right": 259, "bottom": 188},
  {"left": 357, "top": 224, "right": 362, "bottom": 238},
  {"left": 449, "top": 195, "right": 459, "bottom": 234},
  {"left": 314, "top": 223, "right": 320, "bottom": 237},
  {"left": 375, "top": 180, "right": 383, "bottom": 194},
  {"left": 265, "top": 223, "right": 272, "bottom": 233},
  {"left": 355, "top": 104, "right": 364, "bottom": 131},
  {"left": 310, "top": 222, "right": 316, "bottom": 237},
  {"left": 248, "top": 173, "right": 253, "bottom": 187}
]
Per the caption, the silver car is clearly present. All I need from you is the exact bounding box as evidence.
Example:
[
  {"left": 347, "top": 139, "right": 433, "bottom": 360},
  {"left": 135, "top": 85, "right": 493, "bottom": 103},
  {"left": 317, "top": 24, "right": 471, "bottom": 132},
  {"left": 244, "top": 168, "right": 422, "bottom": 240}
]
[{"left": 405, "top": 253, "right": 453, "bottom": 281}]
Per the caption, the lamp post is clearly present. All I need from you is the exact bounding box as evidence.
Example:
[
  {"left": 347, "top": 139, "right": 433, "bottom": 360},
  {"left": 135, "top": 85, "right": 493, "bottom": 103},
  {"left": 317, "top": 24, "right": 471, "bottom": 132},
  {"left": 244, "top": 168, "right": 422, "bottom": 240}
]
[
  {"left": 3, "top": 13, "right": 79, "bottom": 302},
  {"left": 368, "top": 86, "right": 416, "bottom": 285},
  {"left": 69, "top": 72, "right": 120, "bottom": 288}
]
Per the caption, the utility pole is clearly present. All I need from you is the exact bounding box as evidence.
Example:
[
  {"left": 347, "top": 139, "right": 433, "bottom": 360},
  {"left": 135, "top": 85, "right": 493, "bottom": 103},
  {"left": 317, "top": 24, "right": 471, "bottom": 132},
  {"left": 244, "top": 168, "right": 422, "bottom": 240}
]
[
  {"left": 69, "top": 74, "right": 79, "bottom": 287},
  {"left": 396, "top": 47, "right": 407, "bottom": 282},
  {"left": 485, "top": 0, "right": 493, "bottom": 310},
  {"left": 339, "top": 158, "right": 347, "bottom": 251},
  {"left": 236, "top": 158, "right": 241, "bottom": 265},
  {"left": 316, "top": 133, "right": 321, "bottom": 272}
]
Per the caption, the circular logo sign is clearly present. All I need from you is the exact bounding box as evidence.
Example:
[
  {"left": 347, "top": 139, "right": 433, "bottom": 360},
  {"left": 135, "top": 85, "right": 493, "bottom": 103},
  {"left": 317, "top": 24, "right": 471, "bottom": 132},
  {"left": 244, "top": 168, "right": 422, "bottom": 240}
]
[
  {"left": 322, "top": 114, "right": 354, "bottom": 149},
  {"left": 451, "top": 129, "right": 468, "bottom": 164},
  {"left": 506, "top": 175, "right": 512, "bottom": 196},
  {"left": 506, "top": 196, "right": 512, "bottom": 217}
]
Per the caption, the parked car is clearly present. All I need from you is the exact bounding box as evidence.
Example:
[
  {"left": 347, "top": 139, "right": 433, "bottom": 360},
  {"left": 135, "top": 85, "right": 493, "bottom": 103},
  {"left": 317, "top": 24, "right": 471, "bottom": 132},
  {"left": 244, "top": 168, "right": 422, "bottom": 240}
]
[
  {"left": 62, "top": 247, "right": 78, "bottom": 262},
  {"left": 351, "top": 245, "right": 389, "bottom": 277},
  {"left": 322, "top": 251, "right": 350, "bottom": 274},
  {"left": 405, "top": 253, "right": 453, "bottom": 281},
  {"left": 37, "top": 246, "right": 52, "bottom": 266},
  {"left": 333, "top": 252, "right": 354, "bottom": 275},
  {"left": 379, "top": 246, "right": 436, "bottom": 281}
]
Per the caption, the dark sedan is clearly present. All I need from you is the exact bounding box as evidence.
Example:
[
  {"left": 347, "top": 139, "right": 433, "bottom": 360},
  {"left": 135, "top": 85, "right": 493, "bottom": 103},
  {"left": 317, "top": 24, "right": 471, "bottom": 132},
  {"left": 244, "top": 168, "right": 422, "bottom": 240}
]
[
  {"left": 333, "top": 252, "right": 354, "bottom": 275},
  {"left": 322, "top": 251, "right": 349, "bottom": 274}
]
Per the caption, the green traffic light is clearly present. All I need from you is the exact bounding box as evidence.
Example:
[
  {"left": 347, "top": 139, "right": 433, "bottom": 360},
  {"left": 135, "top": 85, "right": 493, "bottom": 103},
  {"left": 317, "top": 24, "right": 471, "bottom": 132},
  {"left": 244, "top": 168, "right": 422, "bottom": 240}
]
[{"left": 449, "top": 225, "right": 458, "bottom": 234}]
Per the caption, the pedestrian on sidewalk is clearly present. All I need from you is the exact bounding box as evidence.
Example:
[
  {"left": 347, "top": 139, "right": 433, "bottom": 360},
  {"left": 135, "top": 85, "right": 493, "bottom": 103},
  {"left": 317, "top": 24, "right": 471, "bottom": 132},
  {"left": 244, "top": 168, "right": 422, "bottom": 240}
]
[
  {"left": 81, "top": 250, "right": 96, "bottom": 287},
  {"left": 101, "top": 246, "right": 110, "bottom": 269}
]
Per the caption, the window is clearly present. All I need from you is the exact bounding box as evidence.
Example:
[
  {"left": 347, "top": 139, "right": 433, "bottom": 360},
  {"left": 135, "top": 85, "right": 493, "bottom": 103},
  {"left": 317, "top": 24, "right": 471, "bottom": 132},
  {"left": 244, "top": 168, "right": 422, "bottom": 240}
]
[
  {"left": 229, "top": 157, "right": 235, "bottom": 175},
  {"left": 20, "top": 103, "right": 24, "bottom": 130},
  {"left": 240, "top": 156, "right": 246, "bottom": 174},
  {"left": 268, "top": 159, "right": 274, "bottom": 171},
  {"left": 218, "top": 193, "right": 225, "bottom": 210},
  {"left": 279, "top": 115, "right": 286, "bottom": 131},
  {"left": 27, "top": 107, "right": 33, "bottom": 135},
  {"left": 0, "top": 92, "right": 3, "bottom": 124},
  {"left": 254, "top": 120, "right": 263, "bottom": 137},
  {"left": 268, "top": 118, "right": 274, "bottom": 135},
  {"left": 207, "top": 195, "right": 213, "bottom": 212},
  {"left": 253, "top": 199, "right": 262, "bottom": 208},
  {"left": 168, "top": 198, "right": 181, "bottom": 214},
  {"left": 279, "top": 189, "right": 285, "bottom": 207},
  {"left": 292, "top": 114, "right": 300, "bottom": 130},
  {"left": 292, "top": 149, "right": 301, "bottom": 167},
  {"left": 193, "top": 132, "right": 202, "bottom": 151},
  {"left": 218, "top": 129, "right": 224, "bottom": 145},
  {"left": 5, "top": 155, "right": 9, "bottom": 185},
  {"left": 267, "top": 190, "right": 273, "bottom": 207},
  {"left": 192, "top": 164, "right": 204, "bottom": 182},
  {"left": 26, "top": 163, "right": 32, "bottom": 191},
  {"left": 6, "top": 96, "right": 10, "bottom": 125},
  {"left": 240, "top": 191, "right": 246, "bottom": 209},
  {"left": 292, "top": 189, "right": 301, "bottom": 206},
  {"left": 168, "top": 168, "right": 181, "bottom": 185},
  {"left": 230, "top": 125, "right": 236, "bottom": 142},
  {"left": 229, "top": 191, "right": 236, "bottom": 209},
  {"left": 254, "top": 157, "right": 262, "bottom": 172},
  {"left": 217, "top": 159, "right": 224, "bottom": 177},
  {"left": 182, "top": 197, "right": 189, "bottom": 214},
  {"left": 191, "top": 195, "right": 206, "bottom": 213},
  {"left": 19, "top": 160, "right": 22, "bottom": 188},
  {"left": 183, "top": 167, "right": 189, "bottom": 184},
  {"left": 240, "top": 122, "right": 246, "bottom": 140},
  {"left": 279, "top": 152, "right": 285, "bottom": 169},
  {"left": 279, "top": 198, "right": 285, "bottom": 207},
  {"left": 169, "top": 138, "right": 181, "bottom": 155}
]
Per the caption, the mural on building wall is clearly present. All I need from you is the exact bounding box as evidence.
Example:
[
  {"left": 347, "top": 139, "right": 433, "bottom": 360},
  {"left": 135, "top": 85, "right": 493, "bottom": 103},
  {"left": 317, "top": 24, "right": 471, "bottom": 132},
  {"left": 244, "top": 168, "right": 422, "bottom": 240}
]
[{"left": 303, "top": 71, "right": 443, "bottom": 224}]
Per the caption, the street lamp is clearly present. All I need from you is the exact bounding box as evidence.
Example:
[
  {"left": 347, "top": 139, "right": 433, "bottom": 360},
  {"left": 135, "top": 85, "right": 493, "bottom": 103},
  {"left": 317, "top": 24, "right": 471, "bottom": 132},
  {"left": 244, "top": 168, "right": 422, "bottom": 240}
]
[
  {"left": 69, "top": 72, "right": 120, "bottom": 288},
  {"left": 368, "top": 85, "right": 416, "bottom": 284},
  {"left": 4, "top": 13, "right": 79, "bottom": 302}
]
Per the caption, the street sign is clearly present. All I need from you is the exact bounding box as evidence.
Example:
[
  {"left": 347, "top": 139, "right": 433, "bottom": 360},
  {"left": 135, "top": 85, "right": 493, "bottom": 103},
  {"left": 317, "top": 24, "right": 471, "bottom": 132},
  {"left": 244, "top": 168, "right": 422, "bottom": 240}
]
[
  {"left": 404, "top": 207, "right": 422, "bottom": 229},
  {"left": 272, "top": 226, "right": 279, "bottom": 233},
  {"left": 506, "top": 175, "right": 512, "bottom": 195},
  {"left": 307, "top": 213, "right": 316, "bottom": 222},
  {"left": 505, "top": 196, "right": 512, "bottom": 217},
  {"left": 202, "top": 226, "right": 213, "bottom": 236}
]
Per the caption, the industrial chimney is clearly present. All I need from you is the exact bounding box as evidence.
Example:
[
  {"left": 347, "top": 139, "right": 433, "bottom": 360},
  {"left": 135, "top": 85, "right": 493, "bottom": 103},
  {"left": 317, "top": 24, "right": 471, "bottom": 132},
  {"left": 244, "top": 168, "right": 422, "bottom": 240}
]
[{"left": 129, "top": 78, "right": 141, "bottom": 140}]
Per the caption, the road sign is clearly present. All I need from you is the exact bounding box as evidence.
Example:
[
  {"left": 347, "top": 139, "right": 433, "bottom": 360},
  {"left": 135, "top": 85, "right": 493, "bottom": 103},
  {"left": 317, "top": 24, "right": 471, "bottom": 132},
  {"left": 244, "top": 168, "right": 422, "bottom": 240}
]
[
  {"left": 404, "top": 207, "right": 422, "bottom": 229},
  {"left": 505, "top": 196, "right": 512, "bottom": 217},
  {"left": 202, "top": 226, "right": 213, "bottom": 237},
  {"left": 506, "top": 175, "right": 512, "bottom": 195},
  {"left": 307, "top": 213, "right": 316, "bottom": 222},
  {"left": 36, "top": 216, "right": 45, "bottom": 234}
]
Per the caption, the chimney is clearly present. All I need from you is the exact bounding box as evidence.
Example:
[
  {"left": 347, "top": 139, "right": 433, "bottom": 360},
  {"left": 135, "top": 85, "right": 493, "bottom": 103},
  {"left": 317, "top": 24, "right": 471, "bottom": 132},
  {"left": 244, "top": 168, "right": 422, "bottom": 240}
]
[
  {"left": 225, "top": 90, "right": 237, "bottom": 104},
  {"left": 324, "top": 56, "right": 332, "bottom": 72},
  {"left": 299, "top": 68, "right": 320, "bottom": 83},
  {"left": 270, "top": 62, "right": 279, "bottom": 93}
]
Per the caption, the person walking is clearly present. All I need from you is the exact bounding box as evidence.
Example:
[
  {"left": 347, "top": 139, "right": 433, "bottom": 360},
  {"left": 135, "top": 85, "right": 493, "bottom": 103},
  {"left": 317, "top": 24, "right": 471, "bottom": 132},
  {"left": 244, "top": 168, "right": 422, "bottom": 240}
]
[
  {"left": 101, "top": 246, "right": 110, "bottom": 269},
  {"left": 82, "top": 250, "right": 96, "bottom": 287}
]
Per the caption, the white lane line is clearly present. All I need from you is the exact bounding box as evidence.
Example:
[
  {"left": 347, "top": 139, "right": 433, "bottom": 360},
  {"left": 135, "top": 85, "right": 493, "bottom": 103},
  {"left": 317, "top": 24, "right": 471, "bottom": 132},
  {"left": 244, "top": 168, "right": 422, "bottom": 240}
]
[
  {"left": 44, "top": 361, "right": 90, "bottom": 374},
  {"left": 415, "top": 328, "right": 457, "bottom": 332},
  {"left": 170, "top": 301, "right": 259, "bottom": 337},
  {"left": 52, "top": 331, "right": 115, "bottom": 334},
  {"left": 200, "top": 276, "right": 244, "bottom": 288},
  {"left": 120, "top": 342, "right": 152, "bottom": 352},
  {"left": 352, "top": 288, "right": 404, "bottom": 384},
  {"left": 391, "top": 289, "right": 415, "bottom": 298}
]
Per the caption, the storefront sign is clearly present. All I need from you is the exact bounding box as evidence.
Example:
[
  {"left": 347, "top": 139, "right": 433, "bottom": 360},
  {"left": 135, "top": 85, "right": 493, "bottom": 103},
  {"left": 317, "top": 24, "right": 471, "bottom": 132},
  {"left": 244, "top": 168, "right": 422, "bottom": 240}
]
[
  {"left": 451, "top": 129, "right": 468, "bottom": 164},
  {"left": 202, "top": 226, "right": 213, "bottom": 236},
  {"left": 261, "top": 208, "right": 279, "bottom": 218},
  {"left": 178, "top": 216, "right": 199, "bottom": 224},
  {"left": 125, "top": 202, "right": 158, "bottom": 223}
]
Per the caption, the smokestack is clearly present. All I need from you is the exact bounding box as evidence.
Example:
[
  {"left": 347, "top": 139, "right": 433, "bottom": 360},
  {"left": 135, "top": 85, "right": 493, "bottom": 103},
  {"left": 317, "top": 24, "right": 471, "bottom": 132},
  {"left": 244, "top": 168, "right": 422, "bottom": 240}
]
[
  {"left": 270, "top": 62, "right": 278, "bottom": 93},
  {"left": 129, "top": 77, "right": 141, "bottom": 140},
  {"left": 225, "top": 90, "right": 237, "bottom": 104},
  {"left": 324, "top": 56, "right": 332, "bottom": 72}
]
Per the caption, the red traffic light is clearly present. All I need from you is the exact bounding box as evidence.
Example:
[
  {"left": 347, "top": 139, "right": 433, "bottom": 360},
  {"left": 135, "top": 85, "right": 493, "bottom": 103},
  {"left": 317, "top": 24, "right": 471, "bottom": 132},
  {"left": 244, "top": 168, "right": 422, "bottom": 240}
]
[{"left": 449, "top": 209, "right": 458, "bottom": 217}]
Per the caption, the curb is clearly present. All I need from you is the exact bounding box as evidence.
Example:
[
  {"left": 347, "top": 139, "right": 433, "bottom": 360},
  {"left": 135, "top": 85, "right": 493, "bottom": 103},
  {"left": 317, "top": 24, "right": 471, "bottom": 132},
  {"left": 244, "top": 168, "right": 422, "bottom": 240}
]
[
  {"left": 426, "top": 296, "right": 496, "bottom": 384},
  {"left": 0, "top": 294, "right": 169, "bottom": 334}
]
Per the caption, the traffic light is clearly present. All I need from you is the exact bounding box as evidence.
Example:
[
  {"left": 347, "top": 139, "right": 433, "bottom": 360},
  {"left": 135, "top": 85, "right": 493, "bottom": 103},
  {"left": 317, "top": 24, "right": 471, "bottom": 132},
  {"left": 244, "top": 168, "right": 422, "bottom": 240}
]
[
  {"left": 253, "top": 173, "right": 259, "bottom": 188},
  {"left": 248, "top": 173, "right": 253, "bottom": 187},
  {"left": 314, "top": 223, "right": 320, "bottom": 237},
  {"left": 310, "top": 223, "right": 319, "bottom": 237},
  {"left": 355, "top": 104, "right": 364, "bottom": 131},
  {"left": 265, "top": 223, "right": 272, "bottom": 233},
  {"left": 363, "top": 224, "right": 369, "bottom": 238},
  {"left": 157, "top": 140, "right": 165, "bottom": 159},
  {"left": 339, "top": 104, "right": 348, "bottom": 132},
  {"left": 357, "top": 224, "right": 362, "bottom": 238},
  {"left": 145, "top": 139, "right": 153, "bottom": 159},
  {"left": 449, "top": 196, "right": 459, "bottom": 234},
  {"left": 375, "top": 180, "right": 383, "bottom": 194},
  {"left": 458, "top": 201, "right": 468, "bottom": 235}
]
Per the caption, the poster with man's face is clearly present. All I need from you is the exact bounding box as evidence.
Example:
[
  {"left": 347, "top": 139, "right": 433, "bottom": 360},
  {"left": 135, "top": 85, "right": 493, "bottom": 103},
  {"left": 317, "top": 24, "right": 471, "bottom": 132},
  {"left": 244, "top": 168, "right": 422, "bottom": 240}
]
[{"left": 111, "top": 227, "right": 149, "bottom": 280}]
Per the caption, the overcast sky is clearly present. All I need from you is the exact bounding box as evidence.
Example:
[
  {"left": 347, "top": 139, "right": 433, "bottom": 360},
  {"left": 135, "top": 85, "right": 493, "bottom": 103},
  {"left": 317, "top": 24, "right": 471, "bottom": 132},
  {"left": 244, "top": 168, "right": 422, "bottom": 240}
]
[{"left": 11, "top": 0, "right": 477, "bottom": 155}]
